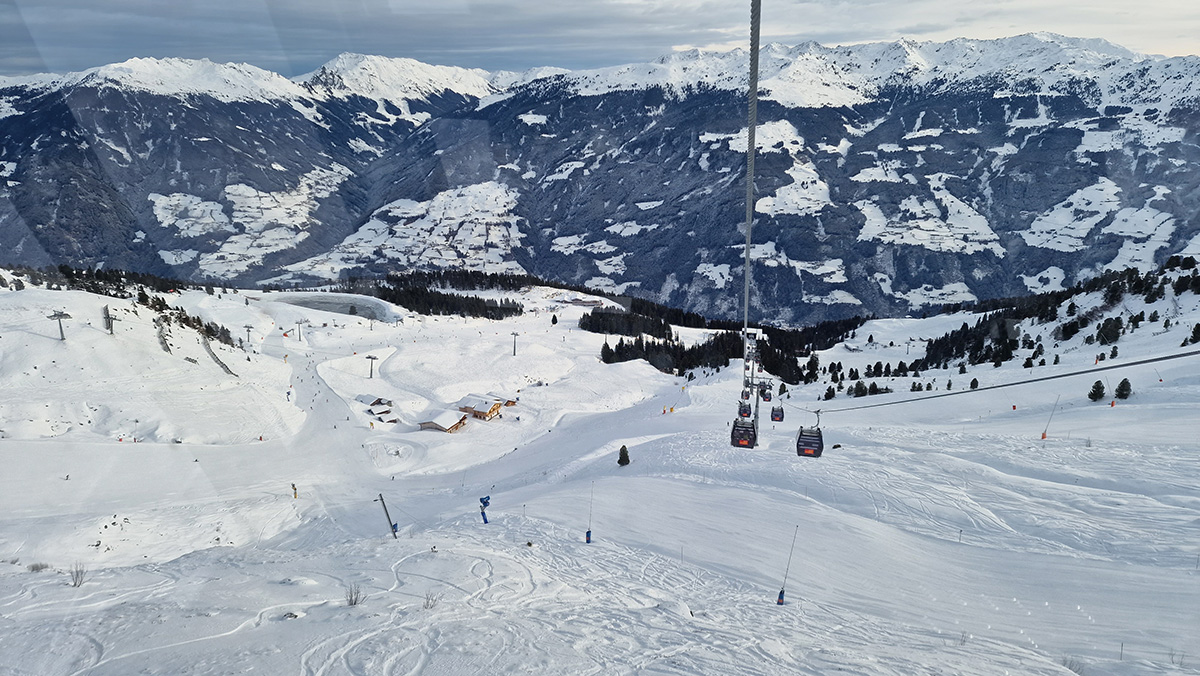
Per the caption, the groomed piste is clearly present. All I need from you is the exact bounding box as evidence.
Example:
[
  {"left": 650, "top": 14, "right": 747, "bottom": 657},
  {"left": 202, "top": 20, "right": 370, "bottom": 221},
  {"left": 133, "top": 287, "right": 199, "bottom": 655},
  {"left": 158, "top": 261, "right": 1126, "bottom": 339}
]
[{"left": 0, "top": 270, "right": 1197, "bottom": 675}]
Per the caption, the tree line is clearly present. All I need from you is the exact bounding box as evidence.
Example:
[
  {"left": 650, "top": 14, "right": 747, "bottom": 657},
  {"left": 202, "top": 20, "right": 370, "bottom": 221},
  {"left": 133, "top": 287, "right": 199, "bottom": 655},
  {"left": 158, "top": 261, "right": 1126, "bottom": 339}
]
[{"left": 600, "top": 331, "right": 744, "bottom": 375}]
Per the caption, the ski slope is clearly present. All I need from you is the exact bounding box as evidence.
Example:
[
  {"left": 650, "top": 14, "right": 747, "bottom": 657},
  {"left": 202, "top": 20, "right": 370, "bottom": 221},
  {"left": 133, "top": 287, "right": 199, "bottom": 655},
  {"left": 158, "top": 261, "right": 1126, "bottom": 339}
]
[{"left": 0, "top": 275, "right": 1197, "bottom": 675}]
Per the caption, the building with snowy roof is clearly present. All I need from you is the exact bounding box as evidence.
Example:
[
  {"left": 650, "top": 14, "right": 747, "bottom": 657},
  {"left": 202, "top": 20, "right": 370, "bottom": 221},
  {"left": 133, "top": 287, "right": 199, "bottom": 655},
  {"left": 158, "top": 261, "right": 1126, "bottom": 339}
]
[
  {"left": 418, "top": 410, "right": 468, "bottom": 433},
  {"left": 457, "top": 394, "right": 502, "bottom": 420}
]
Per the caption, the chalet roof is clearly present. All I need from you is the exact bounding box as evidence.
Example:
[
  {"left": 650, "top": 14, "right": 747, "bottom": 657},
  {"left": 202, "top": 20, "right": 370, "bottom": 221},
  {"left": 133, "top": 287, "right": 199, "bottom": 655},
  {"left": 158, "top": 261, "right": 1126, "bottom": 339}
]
[
  {"left": 459, "top": 397, "right": 499, "bottom": 413},
  {"left": 423, "top": 410, "right": 468, "bottom": 430},
  {"left": 458, "top": 393, "right": 502, "bottom": 410},
  {"left": 355, "top": 394, "right": 393, "bottom": 407}
]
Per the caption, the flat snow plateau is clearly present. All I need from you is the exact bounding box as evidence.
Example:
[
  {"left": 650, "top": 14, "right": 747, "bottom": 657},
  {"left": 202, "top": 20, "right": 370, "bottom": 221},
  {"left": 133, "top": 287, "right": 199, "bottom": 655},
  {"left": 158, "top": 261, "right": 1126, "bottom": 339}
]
[{"left": 0, "top": 280, "right": 1196, "bottom": 675}]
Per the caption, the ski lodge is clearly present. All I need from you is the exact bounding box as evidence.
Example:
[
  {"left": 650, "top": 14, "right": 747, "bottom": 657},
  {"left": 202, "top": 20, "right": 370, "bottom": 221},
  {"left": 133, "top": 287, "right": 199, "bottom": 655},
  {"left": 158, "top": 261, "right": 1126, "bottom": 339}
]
[
  {"left": 457, "top": 394, "right": 504, "bottom": 420},
  {"left": 455, "top": 392, "right": 519, "bottom": 420},
  {"left": 418, "top": 410, "right": 469, "bottom": 433}
]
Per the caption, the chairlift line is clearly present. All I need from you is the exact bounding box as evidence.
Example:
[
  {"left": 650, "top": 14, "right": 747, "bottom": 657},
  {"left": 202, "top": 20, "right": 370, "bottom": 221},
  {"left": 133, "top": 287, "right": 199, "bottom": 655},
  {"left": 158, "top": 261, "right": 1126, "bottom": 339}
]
[
  {"left": 730, "top": 0, "right": 763, "bottom": 448},
  {"left": 741, "top": 0, "right": 761, "bottom": 354}
]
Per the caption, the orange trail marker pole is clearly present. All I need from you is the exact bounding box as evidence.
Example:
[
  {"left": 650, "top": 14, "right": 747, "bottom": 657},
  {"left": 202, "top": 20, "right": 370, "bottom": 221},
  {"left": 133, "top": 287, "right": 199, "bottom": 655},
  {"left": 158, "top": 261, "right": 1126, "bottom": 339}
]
[{"left": 1041, "top": 395, "right": 1060, "bottom": 441}]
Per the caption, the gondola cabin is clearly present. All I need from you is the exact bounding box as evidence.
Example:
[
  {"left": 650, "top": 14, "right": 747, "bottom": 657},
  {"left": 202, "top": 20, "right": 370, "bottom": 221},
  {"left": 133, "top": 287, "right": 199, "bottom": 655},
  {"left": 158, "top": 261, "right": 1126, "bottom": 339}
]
[
  {"left": 770, "top": 405, "right": 784, "bottom": 422},
  {"left": 738, "top": 402, "right": 752, "bottom": 418},
  {"left": 796, "top": 427, "right": 824, "bottom": 457},
  {"left": 741, "top": 389, "right": 751, "bottom": 400},
  {"left": 761, "top": 389, "right": 772, "bottom": 402},
  {"left": 731, "top": 418, "right": 757, "bottom": 447}
]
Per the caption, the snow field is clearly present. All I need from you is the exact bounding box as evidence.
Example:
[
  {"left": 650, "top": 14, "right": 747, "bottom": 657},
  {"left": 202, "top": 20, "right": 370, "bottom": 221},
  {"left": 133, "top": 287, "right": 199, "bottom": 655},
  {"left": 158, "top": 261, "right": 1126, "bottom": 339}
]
[{"left": 0, "top": 279, "right": 1196, "bottom": 674}]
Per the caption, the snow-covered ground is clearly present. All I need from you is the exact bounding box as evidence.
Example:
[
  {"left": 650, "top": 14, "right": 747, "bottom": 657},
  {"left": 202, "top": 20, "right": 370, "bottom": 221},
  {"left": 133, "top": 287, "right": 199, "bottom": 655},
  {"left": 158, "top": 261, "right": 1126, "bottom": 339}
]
[{"left": 0, "top": 274, "right": 1197, "bottom": 675}]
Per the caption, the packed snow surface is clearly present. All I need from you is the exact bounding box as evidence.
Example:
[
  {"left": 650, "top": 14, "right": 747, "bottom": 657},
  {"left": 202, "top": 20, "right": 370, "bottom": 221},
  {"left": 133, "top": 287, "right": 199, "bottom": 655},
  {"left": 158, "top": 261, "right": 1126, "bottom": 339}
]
[{"left": 0, "top": 273, "right": 1198, "bottom": 675}]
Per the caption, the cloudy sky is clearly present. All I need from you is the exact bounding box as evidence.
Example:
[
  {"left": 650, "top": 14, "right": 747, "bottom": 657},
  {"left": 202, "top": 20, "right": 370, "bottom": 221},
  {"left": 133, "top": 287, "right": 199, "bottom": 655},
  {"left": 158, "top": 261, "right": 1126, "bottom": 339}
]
[{"left": 2, "top": 0, "right": 1199, "bottom": 77}]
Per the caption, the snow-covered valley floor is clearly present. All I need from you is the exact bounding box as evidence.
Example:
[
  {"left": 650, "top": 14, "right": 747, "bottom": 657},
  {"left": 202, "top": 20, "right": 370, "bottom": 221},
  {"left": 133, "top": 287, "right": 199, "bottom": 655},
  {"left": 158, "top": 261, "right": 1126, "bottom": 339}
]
[{"left": 0, "top": 280, "right": 1197, "bottom": 675}]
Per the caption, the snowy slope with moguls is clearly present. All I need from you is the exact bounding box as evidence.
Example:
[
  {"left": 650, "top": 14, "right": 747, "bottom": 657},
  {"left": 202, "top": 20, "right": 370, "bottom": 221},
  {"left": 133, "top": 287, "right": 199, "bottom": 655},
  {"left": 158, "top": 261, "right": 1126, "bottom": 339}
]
[{"left": 0, "top": 266, "right": 1197, "bottom": 675}]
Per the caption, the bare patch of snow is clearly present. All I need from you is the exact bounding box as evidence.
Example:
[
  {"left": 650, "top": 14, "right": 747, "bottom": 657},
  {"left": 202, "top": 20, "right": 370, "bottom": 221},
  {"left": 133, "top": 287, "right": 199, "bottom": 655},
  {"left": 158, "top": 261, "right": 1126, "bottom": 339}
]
[
  {"left": 159, "top": 249, "right": 200, "bottom": 265},
  {"left": 148, "top": 193, "right": 234, "bottom": 238},
  {"left": 855, "top": 174, "right": 1002, "bottom": 256},
  {"left": 543, "top": 162, "right": 585, "bottom": 182},
  {"left": 198, "top": 164, "right": 353, "bottom": 277},
  {"left": 604, "top": 221, "right": 659, "bottom": 237},
  {"left": 695, "top": 263, "right": 731, "bottom": 289},
  {"left": 1021, "top": 178, "right": 1121, "bottom": 251},
  {"left": 284, "top": 181, "right": 526, "bottom": 280},
  {"left": 1020, "top": 267, "right": 1067, "bottom": 293}
]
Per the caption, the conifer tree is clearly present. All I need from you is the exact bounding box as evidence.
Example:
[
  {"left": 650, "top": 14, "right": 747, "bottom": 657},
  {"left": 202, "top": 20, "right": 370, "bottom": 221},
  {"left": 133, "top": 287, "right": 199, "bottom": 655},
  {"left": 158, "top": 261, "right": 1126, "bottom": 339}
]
[
  {"left": 1088, "top": 380, "right": 1106, "bottom": 401},
  {"left": 617, "top": 445, "right": 630, "bottom": 467},
  {"left": 600, "top": 341, "right": 614, "bottom": 363},
  {"left": 1115, "top": 378, "right": 1132, "bottom": 399}
]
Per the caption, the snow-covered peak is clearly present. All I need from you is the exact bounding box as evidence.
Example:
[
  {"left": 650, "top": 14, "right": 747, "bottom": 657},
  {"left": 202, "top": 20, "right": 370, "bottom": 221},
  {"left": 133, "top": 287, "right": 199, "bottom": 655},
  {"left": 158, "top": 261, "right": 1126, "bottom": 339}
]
[
  {"left": 2, "top": 34, "right": 1187, "bottom": 110},
  {"left": 488, "top": 66, "right": 571, "bottom": 91},
  {"left": 529, "top": 33, "right": 1192, "bottom": 109},
  {"left": 842, "top": 33, "right": 1147, "bottom": 83},
  {"left": 67, "top": 57, "right": 308, "bottom": 102},
  {"left": 299, "top": 53, "right": 496, "bottom": 102},
  {"left": 0, "top": 71, "right": 67, "bottom": 92}
]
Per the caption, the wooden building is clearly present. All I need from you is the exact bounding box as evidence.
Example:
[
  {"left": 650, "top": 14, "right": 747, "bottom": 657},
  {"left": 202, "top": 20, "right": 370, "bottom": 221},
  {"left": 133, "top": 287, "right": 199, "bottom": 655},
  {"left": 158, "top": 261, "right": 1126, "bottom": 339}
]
[{"left": 418, "top": 411, "right": 468, "bottom": 433}]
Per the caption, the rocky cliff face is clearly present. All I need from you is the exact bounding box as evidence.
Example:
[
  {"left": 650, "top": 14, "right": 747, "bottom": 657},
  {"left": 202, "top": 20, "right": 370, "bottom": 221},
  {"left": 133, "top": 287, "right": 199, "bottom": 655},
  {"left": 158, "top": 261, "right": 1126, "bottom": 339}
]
[{"left": 3, "top": 35, "right": 1200, "bottom": 323}]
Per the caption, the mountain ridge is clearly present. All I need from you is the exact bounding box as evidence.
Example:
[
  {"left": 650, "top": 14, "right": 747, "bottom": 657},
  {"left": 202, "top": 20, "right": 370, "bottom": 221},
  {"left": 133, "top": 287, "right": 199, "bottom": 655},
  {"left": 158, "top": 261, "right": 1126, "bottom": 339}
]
[
  {"left": 3, "top": 33, "right": 1200, "bottom": 324},
  {"left": 0, "top": 33, "right": 1185, "bottom": 106}
]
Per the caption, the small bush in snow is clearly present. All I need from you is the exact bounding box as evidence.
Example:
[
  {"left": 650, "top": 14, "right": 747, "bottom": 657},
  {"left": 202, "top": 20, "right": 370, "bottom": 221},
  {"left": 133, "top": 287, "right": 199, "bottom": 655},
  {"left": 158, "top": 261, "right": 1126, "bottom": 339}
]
[
  {"left": 345, "top": 583, "right": 366, "bottom": 606},
  {"left": 423, "top": 590, "right": 443, "bottom": 610},
  {"left": 1060, "top": 656, "right": 1085, "bottom": 674},
  {"left": 27, "top": 562, "right": 48, "bottom": 573},
  {"left": 69, "top": 562, "right": 87, "bottom": 587}
]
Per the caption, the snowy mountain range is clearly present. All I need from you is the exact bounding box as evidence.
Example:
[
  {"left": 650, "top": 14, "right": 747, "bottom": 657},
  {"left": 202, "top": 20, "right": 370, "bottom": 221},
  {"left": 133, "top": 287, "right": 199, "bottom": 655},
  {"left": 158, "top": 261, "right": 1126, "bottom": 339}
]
[{"left": 4, "top": 33, "right": 1200, "bottom": 323}]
